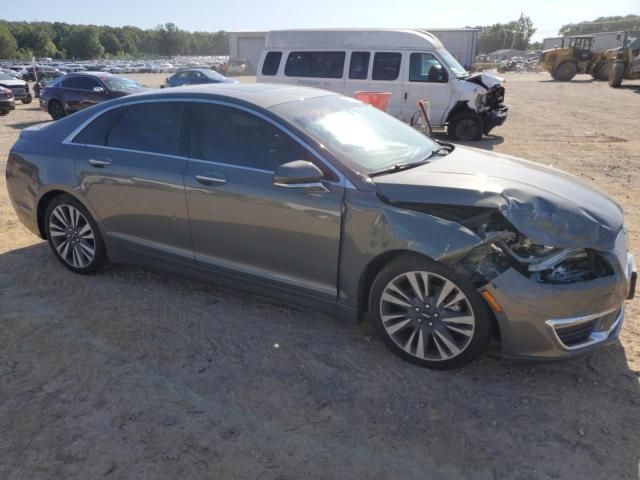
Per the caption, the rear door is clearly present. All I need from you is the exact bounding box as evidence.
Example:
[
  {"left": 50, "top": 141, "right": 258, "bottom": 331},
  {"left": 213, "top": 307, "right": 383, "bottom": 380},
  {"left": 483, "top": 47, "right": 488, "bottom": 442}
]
[
  {"left": 59, "top": 76, "right": 84, "bottom": 112},
  {"left": 370, "top": 52, "right": 404, "bottom": 118},
  {"left": 184, "top": 101, "right": 345, "bottom": 301},
  {"left": 74, "top": 101, "right": 194, "bottom": 266},
  {"left": 401, "top": 52, "right": 452, "bottom": 126}
]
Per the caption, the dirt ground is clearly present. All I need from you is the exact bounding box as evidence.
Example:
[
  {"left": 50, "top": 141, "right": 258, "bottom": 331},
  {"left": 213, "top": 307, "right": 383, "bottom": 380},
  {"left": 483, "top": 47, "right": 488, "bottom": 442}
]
[{"left": 1, "top": 72, "right": 639, "bottom": 480}]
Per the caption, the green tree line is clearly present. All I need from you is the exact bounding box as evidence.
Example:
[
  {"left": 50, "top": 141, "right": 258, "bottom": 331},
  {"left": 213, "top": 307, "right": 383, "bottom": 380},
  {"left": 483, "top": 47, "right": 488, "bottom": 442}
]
[
  {"left": 473, "top": 14, "right": 537, "bottom": 54},
  {"left": 559, "top": 15, "right": 640, "bottom": 36},
  {"left": 0, "top": 21, "right": 229, "bottom": 60}
]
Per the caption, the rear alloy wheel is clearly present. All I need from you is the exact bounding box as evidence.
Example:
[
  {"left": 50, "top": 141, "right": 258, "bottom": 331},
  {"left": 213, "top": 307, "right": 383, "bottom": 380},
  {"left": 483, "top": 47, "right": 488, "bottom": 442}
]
[
  {"left": 448, "top": 113, "right": 483, "bottom": 141},
  {"left": 45, "top": 195, "right": 106, "bottom": 274},
  {"left": 21, "top": 94, "right": 32, "bottom": 104},
  {"left": 48, "top": 100, "right": 66, "bottom": 120},
  {"left": 609, "top": 61, "right": 624, "bottom": 88},
  {"left": 370, "top": 255, "right": 491, "bottom": 369},
  {"left": 552, "top": 62, "right": 577, "bottom": 81}
]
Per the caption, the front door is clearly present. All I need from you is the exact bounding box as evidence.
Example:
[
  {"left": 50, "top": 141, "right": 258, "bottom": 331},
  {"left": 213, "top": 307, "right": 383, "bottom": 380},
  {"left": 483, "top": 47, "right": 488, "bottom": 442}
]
[
  {"left": 184, "top": 102, "right": 344, "bottom": 301},
  {"left": 401, "top": 52, "right": 452, "bottom": 126},
  {"left": 74, "top": 101, "right": 193, "bottom": 266}
]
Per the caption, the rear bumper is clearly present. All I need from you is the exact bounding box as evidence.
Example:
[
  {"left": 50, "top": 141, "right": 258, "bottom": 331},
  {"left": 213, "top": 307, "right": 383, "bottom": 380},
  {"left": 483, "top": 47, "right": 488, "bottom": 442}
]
[{"left": 482, "top": 104, "right": 508, "bottom": 133}]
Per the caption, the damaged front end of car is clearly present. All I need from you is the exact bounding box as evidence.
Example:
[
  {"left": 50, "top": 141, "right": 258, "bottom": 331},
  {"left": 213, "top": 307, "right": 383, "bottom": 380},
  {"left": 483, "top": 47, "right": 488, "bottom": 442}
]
[{"left": 369, "top": 149, "right": 636, "bottom": 361}]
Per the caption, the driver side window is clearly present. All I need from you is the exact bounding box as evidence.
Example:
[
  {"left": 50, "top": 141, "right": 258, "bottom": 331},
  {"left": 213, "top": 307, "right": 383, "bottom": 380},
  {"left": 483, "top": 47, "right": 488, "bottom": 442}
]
[
  {"left": 409, "top": 53, "right": 448, "bottom": 83},
  {"left": 189, "top": 103, "right": 314, "bottom": 172}
]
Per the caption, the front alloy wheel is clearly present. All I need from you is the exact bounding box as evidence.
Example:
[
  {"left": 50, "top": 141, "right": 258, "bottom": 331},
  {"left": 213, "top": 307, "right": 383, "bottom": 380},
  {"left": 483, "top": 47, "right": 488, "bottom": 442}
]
[{"left": 370, "top": 255, "right": 491, "bottom": 369}]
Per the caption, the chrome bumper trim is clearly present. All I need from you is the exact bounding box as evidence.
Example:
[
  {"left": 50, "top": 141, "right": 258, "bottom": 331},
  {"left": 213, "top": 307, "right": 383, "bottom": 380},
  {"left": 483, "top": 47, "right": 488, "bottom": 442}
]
[{"left": 546, "top": 305, "right": 623, "bottom": 351}]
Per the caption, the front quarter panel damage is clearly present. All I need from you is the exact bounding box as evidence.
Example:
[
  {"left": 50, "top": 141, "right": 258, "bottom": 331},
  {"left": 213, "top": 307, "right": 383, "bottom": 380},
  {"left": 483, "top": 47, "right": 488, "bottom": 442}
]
[{"left": 338, "top": 189, "right": 485, "bottom": 308}]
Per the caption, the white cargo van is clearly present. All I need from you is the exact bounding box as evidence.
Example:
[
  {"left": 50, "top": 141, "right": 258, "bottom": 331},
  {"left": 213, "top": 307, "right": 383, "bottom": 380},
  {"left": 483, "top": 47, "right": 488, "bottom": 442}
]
[{"left": 257, "top": 29, "right": 508, "bottom": 141}]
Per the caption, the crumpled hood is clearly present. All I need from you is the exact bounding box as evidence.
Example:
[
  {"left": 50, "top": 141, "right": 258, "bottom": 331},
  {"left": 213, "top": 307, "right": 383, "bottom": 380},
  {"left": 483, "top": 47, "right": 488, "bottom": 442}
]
[
  {"left": 373, "top": 146, "right": 623, "bottom": 251},
  {"left": 463, "top": 72, "right": 504, "bottom": 90}
]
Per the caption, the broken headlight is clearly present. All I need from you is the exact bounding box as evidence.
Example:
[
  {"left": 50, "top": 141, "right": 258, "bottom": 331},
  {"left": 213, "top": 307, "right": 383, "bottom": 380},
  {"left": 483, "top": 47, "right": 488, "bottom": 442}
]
[{"left": 496, "top": 237, "right": 613, "bottom": 284}]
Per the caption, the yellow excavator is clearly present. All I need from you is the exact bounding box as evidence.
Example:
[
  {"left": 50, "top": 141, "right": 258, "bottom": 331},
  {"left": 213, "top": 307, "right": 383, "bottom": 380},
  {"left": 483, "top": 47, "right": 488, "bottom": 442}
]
[
  {"left": 608, "top": 30, "right": 640, "bottom": 88},
  {"left": 540, "top": 36, "right": 610, "bottom": 81}
]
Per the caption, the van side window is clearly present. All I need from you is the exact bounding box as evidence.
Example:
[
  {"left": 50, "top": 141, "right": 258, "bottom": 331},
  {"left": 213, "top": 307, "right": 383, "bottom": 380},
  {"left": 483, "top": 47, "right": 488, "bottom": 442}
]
[
  {"left": 409, "top": 53, "right": 448, "bottom": 83},
  {"left": 285, "top": 52, "right": 345, "bottom": 79},
  {"left": 349, "top": 52, "right": 370, "bottom": 79},
  {"left": 262, "top": 52, "right": 282, "bottom": 76},
  {"left": 372, "top": 53, "right": 402, "bottom": 81}
]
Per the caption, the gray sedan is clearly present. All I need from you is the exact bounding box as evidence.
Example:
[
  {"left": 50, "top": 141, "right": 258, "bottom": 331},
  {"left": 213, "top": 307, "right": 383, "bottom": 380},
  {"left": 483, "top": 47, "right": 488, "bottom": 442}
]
[{"left": 6, "top": 84, "right": 636, "bottom": 369}]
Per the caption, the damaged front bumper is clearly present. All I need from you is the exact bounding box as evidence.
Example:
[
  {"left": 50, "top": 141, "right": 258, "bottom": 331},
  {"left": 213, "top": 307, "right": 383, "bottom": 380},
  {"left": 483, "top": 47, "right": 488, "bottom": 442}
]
[
  {"left": 481, "top": 104, "right": 508, "bottom": 135},
  {"left": 483, "top": 250, "right": 635, "bottom": 362}
]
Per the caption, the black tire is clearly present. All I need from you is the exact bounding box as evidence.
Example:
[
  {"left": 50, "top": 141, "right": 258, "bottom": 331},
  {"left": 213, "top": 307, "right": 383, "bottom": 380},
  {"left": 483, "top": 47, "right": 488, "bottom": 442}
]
[
  {"left": 592, "top": 61, "right": 611, "bottom": 81},
  {"left": 21, "top": 94, "right": 32, "bottom": 104},
  {"left": 609, "top": 61, "right": 624, "bottom": 88},
  {"left": 44, "top": 194, "right": 107, "bottom": 274},
  {"left": 48, "top": 99, "right": 66, "bottom": 120},
  {"left": 447, "top": 112, "right": 483, "bottom": 141},
  {"left": 369, "top": 254, "right": 492, "bottom": 370},
  {"left": 551, "top": 62, "right": 577, "bottom": 81}
]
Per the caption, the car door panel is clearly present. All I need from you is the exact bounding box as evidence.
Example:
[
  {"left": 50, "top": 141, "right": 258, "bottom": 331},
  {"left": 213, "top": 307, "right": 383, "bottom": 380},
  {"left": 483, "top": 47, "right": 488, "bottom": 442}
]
[
  {"left": 75, "top": 101, "right": 194, "bottom": 266},
  {"left": 401, "top": 52, "right": 452, "bottom": 126},
  {"left": 184, "top": 103, "right": 344, "bottom": 299}
]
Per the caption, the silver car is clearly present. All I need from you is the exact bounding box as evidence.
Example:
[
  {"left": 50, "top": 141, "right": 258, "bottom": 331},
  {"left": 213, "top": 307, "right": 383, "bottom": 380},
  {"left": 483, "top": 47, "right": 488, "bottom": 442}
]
[{"left": 6, "top": 84, "right": 636, "bottom": 369}]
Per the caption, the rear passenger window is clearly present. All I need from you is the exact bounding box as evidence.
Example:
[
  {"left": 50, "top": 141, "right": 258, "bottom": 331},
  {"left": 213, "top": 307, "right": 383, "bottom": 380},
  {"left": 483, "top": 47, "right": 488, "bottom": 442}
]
[
  {"left": 73, "top": 108, "right": 124, "bottom": 145},
  {"left": 372, "top": 52, "right": 402, "bottom": 81},
  {"left": 190, "top": 103, "right": 310, "bottom": 172},
  {"left": 107, "top": 103, "right": 184, "bottom": 156},
  {"left": 285, "top": 52, "right": 345, "bottom": 78},
  {"left": 349, "top": 52, "right": 370, "bottom": 79},
  {"left": 262, "top": 52, "right": 282, "bottom": 76}
]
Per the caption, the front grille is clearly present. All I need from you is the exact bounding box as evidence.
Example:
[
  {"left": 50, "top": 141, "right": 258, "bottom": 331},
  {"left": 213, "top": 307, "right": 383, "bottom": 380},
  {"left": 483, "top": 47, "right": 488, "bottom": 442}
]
[
  {"left": 555, "top": 320, "right": 597, "bottom": 347},
  {"left": 9, "top": 87, "right": 26, "bottom": 95}
]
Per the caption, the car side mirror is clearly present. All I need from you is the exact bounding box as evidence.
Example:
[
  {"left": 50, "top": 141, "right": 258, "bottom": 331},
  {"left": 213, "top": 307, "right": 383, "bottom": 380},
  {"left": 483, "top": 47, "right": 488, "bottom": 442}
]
[
  {"left": 273, "top": 160, "right": 328, "bottom": 193},
  {"left": 93, "top": 86, "right": 105, "bottom": 94}
]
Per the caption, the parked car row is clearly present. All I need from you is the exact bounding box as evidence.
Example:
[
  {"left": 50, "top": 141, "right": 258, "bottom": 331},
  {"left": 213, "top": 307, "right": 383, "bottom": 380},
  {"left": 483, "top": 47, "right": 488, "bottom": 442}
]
[{"left": 0, "top": 55, "right": 250, "bottom": 79}]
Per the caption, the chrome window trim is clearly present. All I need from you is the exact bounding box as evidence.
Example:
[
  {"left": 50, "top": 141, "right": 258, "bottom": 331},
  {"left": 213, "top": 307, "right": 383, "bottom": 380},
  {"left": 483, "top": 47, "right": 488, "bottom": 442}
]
[{"left": 63, "top": 96, "right": 356, "bottom": 189}]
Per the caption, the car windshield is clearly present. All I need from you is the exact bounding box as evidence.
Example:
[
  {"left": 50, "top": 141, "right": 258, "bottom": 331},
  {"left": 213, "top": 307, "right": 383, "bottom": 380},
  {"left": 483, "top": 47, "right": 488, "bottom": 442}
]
[
  {"left": 102, "top": 76, "right": 143, "bottom": 91},
  {"left": 437, "top": 49, "right": 469, "bottom": 78},
  {"left": 271, "top": 95, "right": 438, "bottom": 175}
]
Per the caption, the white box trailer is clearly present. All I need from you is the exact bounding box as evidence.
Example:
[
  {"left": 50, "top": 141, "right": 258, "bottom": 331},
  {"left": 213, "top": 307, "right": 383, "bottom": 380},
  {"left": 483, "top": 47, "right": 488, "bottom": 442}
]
[
  {"left": 229, "top": 29, "right": 480, "bottom": 73},
  {"left": 256, "top": 29, "right": 508, "bottom": 141}
]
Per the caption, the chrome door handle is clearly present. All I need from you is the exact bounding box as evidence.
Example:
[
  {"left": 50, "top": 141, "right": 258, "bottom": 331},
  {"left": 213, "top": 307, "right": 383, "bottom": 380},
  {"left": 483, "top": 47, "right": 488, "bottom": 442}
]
[
  {"left": 88, "top": 158, "right": 112, "bottom": 168},
  {"left": 195, "top": 174, "right": 226, "bottom": 186}
]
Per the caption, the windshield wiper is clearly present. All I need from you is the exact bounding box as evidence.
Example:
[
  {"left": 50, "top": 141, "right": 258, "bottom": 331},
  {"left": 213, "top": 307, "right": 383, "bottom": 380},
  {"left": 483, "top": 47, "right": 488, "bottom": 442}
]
[{"left": 368, "top": 160, "right": 429, "bottom": 178}]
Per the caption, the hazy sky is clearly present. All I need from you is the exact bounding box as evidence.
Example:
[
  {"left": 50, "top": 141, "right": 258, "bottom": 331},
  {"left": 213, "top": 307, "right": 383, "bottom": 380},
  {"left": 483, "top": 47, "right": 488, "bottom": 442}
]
[{"left": 7, "top": 0, "right": 639, "bottom": 41}]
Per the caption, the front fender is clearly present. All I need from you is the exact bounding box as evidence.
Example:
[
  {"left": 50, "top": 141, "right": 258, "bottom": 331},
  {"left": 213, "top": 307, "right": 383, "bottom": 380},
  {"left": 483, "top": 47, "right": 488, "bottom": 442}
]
[{"left": 338, "top": 189, "right": 484, "bottom": 308}]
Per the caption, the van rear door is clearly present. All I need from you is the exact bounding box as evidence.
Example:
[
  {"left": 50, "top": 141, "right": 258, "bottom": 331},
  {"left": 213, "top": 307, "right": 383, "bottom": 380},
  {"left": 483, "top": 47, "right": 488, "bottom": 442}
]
[{"left": 401, "top": 52, "right": 452, "bottom": 127}]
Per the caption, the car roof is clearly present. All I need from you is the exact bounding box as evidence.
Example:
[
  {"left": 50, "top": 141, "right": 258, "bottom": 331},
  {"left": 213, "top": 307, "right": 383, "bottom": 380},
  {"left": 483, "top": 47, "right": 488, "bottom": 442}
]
[
  {"left": 67, "top": 71, "right": 114, "bottom": 78},
  {"left": 125, "top": 83, "right": 340, "bottom": 109}
]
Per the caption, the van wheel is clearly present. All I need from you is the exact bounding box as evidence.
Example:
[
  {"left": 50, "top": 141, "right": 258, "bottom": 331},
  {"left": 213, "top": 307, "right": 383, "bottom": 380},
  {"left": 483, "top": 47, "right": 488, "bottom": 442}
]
[{"left": 448, "top": 113, "right": 483, "bottom": 141}]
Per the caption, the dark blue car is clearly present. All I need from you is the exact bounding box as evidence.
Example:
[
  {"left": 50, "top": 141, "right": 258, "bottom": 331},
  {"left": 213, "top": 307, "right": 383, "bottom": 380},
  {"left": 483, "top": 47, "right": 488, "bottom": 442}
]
[{"left": 164, "top": 68, "right": 238, "bottom": 88}]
